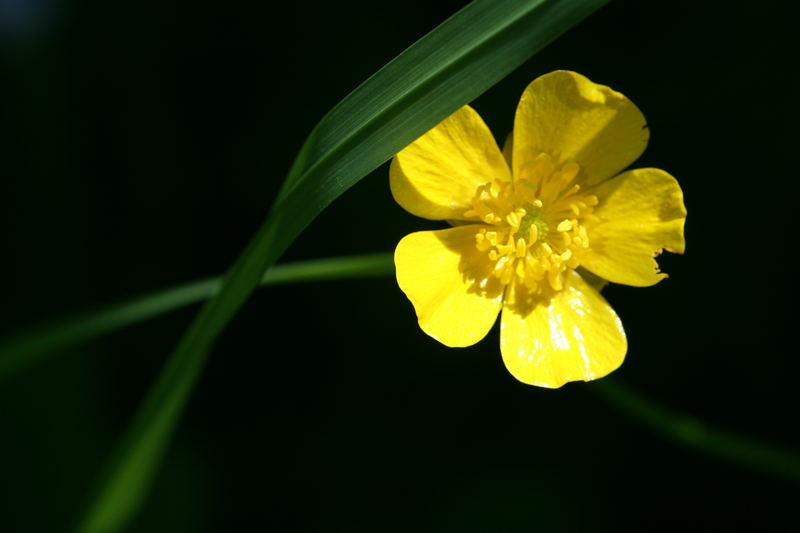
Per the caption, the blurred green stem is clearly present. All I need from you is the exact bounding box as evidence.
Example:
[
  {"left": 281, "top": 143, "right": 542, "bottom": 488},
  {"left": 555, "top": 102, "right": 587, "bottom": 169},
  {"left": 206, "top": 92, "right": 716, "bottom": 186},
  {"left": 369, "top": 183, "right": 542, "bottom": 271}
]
[
  {"left": 592, "top": 378, "right": 800, "bottom": 483},
  {"left": 0, "top": 253, "right": 393, "bottom": 380}
]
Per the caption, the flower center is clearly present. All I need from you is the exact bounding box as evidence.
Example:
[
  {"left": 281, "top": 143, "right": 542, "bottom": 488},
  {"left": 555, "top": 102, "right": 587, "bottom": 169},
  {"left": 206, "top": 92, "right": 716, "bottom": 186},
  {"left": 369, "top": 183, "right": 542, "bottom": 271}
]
[
  {"left": 464, "top": 153, "right": 599, "bottom": 294},
  {"left": 515, "top": 208, "right": 549, "bottom": 242}
]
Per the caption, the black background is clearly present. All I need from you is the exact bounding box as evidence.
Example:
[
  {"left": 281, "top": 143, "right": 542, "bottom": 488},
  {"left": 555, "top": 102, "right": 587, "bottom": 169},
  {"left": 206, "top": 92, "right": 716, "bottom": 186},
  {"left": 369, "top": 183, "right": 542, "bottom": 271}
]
[{"left": 2, "top": 0, "right": 799, "bottom": 531}]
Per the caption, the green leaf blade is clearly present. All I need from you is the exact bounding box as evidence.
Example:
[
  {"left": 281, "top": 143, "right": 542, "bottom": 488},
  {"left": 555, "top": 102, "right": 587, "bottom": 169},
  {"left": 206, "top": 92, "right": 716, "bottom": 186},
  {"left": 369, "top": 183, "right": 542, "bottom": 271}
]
[{"left": 75, "top": 1, "right": 611, "bottom": 531}]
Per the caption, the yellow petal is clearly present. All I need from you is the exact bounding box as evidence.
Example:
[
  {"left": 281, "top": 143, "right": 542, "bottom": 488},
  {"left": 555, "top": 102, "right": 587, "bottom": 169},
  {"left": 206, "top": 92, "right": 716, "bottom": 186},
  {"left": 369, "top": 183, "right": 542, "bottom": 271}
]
[
  {"left": 500, "top": 271, "right": 626, "bottom": 388},
  {"left": 512, "top": 70, "right": 648, "bottom": 186},
  {"left": 390, "top": 105, "right": 511, "bottom": 221},
  {"left": 581, "top": 168, "right": 686, "bottom": 287},
  {"left": 395, "top": 225, "right": 504, "bottom": 347}
]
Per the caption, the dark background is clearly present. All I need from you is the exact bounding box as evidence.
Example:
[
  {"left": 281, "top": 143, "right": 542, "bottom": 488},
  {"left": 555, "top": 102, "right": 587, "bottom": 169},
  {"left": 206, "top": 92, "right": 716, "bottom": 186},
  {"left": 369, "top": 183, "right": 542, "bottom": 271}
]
[{"left": 2, "top": 0, "right": 799, "bottom": 531}]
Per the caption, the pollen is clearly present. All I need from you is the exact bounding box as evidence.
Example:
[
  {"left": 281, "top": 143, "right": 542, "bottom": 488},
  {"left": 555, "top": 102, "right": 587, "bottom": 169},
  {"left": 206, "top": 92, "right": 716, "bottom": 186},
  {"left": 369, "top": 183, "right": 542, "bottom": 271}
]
[{"left": 466, "top": 153, "right": 598, "bottom": 295}]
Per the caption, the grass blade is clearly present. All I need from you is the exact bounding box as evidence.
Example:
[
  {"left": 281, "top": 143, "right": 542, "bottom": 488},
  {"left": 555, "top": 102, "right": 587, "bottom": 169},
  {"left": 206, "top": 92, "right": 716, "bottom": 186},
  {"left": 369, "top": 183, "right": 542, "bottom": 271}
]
[{"left": 76, "top": 1, "right": 611, "bottom": 531}]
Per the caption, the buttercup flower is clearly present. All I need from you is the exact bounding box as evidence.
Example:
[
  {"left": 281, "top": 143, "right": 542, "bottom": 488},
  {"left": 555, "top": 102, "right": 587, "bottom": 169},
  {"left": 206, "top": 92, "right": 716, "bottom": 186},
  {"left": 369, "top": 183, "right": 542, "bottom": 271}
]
[{"left": 391, "top": 70, "right": 686, "bottom": 388}]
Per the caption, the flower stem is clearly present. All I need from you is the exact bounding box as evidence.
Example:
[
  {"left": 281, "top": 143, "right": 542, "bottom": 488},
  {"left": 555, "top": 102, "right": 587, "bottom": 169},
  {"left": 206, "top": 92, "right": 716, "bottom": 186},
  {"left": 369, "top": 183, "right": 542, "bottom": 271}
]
[{"left": 592, "top": 378, "right": 800, "bottom": 483}]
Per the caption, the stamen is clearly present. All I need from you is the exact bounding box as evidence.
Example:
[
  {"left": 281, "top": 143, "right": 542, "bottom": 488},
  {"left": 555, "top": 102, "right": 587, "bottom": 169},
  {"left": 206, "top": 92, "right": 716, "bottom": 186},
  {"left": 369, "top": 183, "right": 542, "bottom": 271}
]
[
  {"left": 557, "top": 219, "right": 573, "bottom": 232},
  {"left": 497, "top": 243, "right": 514, "bottom": 255},
  {"left": 579, "top": 226, "right": 589, "bottom": 248},
  {"left": 477, "top": 234, "right": 492, "bottom": 252},
  {"left": 528, "top": 224, "right": 538, "bottom": 244},
  {"left": 548, "top": 270, "right": 563, "bottom": 291},
  {"left": 516, "top": 238, "right": 527, "bottom": 258},
  {"left": 466, "top": 154, "right": 594, "bottom": 295}
]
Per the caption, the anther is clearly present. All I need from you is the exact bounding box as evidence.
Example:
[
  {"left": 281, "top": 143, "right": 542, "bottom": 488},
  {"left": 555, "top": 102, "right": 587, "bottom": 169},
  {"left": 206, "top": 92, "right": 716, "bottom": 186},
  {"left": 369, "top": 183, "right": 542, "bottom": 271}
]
[
  {"left": 548, "top": 270, "right": 563, "bottom": 291},
  {"left": 497, "top": 243, "right": 514, "bottom": 255},
  {"left": 528, "top": 224, "right": 538, "bottom": 244},
  {"left": 475, "top": 232, "right": 491, "bottom": 252},
  {"left": 516, "top": 238, "right": 527, "bottom": 258}
]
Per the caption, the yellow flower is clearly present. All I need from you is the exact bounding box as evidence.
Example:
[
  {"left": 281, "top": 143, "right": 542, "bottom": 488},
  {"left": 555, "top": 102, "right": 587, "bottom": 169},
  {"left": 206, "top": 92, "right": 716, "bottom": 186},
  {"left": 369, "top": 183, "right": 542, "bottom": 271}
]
[{"left": 391, "top": 70, "right": 686, "bottom": 388}]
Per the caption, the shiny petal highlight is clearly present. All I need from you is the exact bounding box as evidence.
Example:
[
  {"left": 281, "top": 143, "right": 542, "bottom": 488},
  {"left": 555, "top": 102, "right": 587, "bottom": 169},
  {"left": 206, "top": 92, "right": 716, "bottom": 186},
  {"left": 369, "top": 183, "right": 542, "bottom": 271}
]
[{"left": 499, "top": 270, "right": 626, "bottom": 388}]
